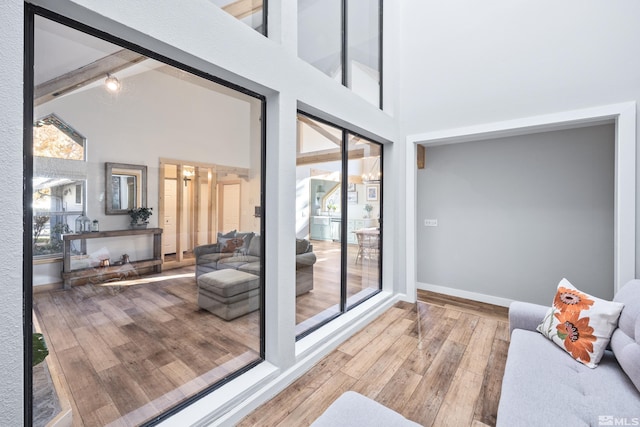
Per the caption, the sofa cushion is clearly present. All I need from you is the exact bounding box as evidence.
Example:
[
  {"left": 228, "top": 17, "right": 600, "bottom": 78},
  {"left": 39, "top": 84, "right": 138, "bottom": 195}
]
[
  {"left": 497, "top": 329, "right": 640, "bottom": 426},
  {"left": 247, "top": 234, "right": 261, "bottom": 257},
  {"left": 219, "top": 230, "right": 236, "bottom": 237},
  {"left": 217, "top": 255, "right": 260, "bottom": 270},
  {"left": 197, "top": 252, "right": 234, "bottom": 265},
  {"left": 238, "top": 261, "right": 261, "bottom": 276},
  {"left": 296, "top": 238, "right": 310, "bottom": 255},
  {"left": 236, "top": 232, "right": 255, "bottom": 254},
  {"left": 537, "top": 278, "right": 624, "bottom": 368},
  {"left": 611, "top": 280, "right": 640, "bottom": 393}
]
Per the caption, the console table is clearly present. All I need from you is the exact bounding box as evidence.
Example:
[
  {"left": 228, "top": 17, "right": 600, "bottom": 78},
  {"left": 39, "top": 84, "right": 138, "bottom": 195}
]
[{"left": 61, "top": 228, "right": 163, "bottom": 289}]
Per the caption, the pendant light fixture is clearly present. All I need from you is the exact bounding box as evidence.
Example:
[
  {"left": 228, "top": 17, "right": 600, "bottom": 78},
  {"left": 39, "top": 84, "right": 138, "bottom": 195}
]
[{"left": 104, "top": 73, "right": 121, "bottom": 93}]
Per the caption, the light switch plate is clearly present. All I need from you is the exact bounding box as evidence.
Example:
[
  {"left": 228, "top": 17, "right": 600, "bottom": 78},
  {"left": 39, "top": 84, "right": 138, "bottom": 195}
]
[{"left": 424, "top": 219, "right": 438, "bottom": 227}]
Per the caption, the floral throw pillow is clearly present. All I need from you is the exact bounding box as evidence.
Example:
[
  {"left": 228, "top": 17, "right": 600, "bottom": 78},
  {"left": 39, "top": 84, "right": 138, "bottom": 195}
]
[
  {"left": 217, "top": 230, "right": 237, "bottom": 253},
  {"left": 537, "top": 278, "right": 624, "bottom": 368}
]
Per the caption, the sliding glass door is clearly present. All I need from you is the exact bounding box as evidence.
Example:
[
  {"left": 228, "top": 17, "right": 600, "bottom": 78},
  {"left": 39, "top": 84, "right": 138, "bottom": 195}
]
[
  {"left": 295, "top": 112, "right": 382, "bottom": 338},
  {"left": 294, "top": 115, "right": 343, "bottom": 335},
  {"left": 346, "top": 140, "right": 381, "bottom": 308}
]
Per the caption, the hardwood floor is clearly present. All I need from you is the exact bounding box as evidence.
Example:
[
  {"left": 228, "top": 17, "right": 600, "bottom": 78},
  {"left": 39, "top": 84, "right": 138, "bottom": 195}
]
[
  {"left": 32, "top": 241, "right": 378, "bottom": 426},
  {"left": 238, "top": 291, "right": 510, "bottom": 427},
  {"left": 35, "top": 241, "right": 507, "bottom": 427},
  {"left": 295, "top": 239, "right": 379, "bottom": 332},
  {"left": 33, "top": 267, "right": 261, "bottom": 426}
]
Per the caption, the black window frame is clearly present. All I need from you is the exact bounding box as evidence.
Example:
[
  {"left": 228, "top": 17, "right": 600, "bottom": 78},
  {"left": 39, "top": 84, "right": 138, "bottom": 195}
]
[
  {"left": 344, "top": 0, "right": 384, "bottom": 109},
  {"left": 24, "top": 5, "right": 267, "bottom": 426},
  {"left": 295, "top": 110, "right": 384, "bottom": 340},
  {"left": 300, "top": 0, "right": 383, "bottom": 109}
]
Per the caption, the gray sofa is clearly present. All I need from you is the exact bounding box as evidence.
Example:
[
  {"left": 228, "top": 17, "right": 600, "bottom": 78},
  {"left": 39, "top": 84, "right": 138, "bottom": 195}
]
[
  {"left": 497, "top": 280, "right": 640, "bottom": 426},
  {"left": 194, "top": 232, "right": 316, "bottom": 296}
]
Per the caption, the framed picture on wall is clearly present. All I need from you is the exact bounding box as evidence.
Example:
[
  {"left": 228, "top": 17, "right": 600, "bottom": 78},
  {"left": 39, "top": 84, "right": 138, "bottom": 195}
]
[
  {"left": 347, "top": 192, "right": 358, "bottom": 203},
  {"left": 366, "top": 184, "right": 379, "bottom": 201},
  {"left": 347, "top": 182, "right": 356, "bottom": 192}
]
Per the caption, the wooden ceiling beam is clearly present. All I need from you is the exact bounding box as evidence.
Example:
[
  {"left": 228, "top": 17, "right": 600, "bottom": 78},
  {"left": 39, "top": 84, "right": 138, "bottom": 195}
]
[
  {"left": 298, "top": 115, "right": 342, "bottom": 147},
  {"left": 34, "top": 1, "right": 262, "bottom": 107},
  {"left": 34, "top": 49, "right": 147, "bottom": 106},
  {"left": 296, "top": 147, "right": 365, "bottom": 166},
  {"left": 297, "top": 115, "right": 363, "bottom": 152}
]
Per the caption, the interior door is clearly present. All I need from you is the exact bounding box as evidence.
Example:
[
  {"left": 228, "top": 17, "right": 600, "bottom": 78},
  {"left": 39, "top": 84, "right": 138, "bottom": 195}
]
[
  {"left": 220, "top": 182, "right": 241, "bottom": 233},
  {"left": 163, "top": 178, "right": 177, "bottom": 255}
]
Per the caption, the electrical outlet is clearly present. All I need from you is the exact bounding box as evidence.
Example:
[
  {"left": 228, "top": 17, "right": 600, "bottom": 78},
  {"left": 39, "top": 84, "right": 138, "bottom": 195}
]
[{"left": 424, "top": 219, "right": 438, "bottom": 227}]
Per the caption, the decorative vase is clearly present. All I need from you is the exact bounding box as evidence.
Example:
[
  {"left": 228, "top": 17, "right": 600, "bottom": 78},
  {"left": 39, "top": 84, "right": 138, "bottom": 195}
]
[{"left": 130, "top": 222, "right": 148, "bottom": 229}]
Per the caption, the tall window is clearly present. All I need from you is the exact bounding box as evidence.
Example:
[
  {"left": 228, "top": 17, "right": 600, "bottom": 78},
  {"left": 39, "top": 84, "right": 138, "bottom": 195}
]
[
  {"left": 295, "top": 112, "right": 382, "bottom": 337},
  {"left": 29, "top": 13, "right": 264, "bottom": 426},
  {"left": 298, "top": 0, "right": 382, "bottom": 108},
  {"left": 33, "top": 114, "right": 86, "bottom": 257}
]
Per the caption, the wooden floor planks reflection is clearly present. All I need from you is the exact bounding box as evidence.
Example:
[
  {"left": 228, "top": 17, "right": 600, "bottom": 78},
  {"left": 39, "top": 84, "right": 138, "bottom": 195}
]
[
  {"left": 33, "top": 267, "right": 261, "bottom": 426},
  {"left": 239, "top": 291, "right": 509, "bottom": 427}
]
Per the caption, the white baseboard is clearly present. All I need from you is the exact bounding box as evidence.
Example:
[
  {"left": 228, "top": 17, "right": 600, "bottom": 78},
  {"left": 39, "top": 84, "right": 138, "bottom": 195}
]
[{"left": 417, "top": 282, "right": 513, "bottom": 308}]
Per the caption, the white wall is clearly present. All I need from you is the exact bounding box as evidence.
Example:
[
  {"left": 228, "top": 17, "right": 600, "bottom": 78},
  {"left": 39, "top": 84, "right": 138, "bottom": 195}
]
[
  {"left": 0, "top": 1, "right": 25, "bottom": 422},
  {"left": 417, "top": 124, "right": 615, "bottom": 304},
  {"left": 399, "top": 0, "right": 640, "bottom": 276},
  {"left": 8, "top": 0, "right": 402, "bottom": 425}
]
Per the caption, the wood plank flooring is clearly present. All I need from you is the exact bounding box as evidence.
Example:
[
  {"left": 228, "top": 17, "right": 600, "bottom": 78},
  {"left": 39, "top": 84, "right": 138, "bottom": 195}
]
[
  {"left": 33, "top": 239, "right": 507, "bottom": 427},
  {"left": 32, "top": 241, "right": 377, "bottom": 426},
  {"left": 295, "top": 239, "right": 379, "bottom": 329},
  {"left": 33, "top": 268, "right": 261, "bottom": 426},
  {"left": 238, "top": 291, "right": 510, "bottom": 427}
]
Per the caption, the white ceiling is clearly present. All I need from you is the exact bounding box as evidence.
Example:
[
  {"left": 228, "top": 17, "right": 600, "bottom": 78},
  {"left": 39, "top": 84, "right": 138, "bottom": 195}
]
[{"left": 34, "top": 16, "right": 122, "bottom": 86}]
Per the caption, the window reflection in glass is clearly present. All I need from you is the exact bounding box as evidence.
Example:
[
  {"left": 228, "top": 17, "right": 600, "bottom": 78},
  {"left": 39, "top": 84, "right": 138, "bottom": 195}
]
[
  {"left": 346, "top": 139, "right": 381, "bottom": 308},
  {"left": 347, "top": 0, "right": 381, "bottom": 106},
  {"left": 31, "top": 15, "right": 263, "bottom": 425},
  {"left": 298, "top": 0, "right": 343, "bottom": 81},
  {"left": 295, "top": 113, "right": 383, "bottom": 337},
  {"left": 298, "top": 0, "right": 382, "bottom": 107},
  {"left": 295, "top": 114, "right": 343, "bottom": 336}
]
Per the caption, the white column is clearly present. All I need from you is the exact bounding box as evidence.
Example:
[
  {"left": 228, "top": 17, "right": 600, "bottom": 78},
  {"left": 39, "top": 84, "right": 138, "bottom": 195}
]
[{"left": 264, "top": 92, "right": 298, "bottom": 367}]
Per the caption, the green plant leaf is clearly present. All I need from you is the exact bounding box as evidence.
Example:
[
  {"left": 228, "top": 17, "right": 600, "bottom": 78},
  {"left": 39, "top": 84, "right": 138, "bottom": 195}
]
[
  {"left": 32, "top": 332, "right": 49, "bottom": 367},
  {"left": 557, "top": 331, "right": 567, "bottom": 340}
]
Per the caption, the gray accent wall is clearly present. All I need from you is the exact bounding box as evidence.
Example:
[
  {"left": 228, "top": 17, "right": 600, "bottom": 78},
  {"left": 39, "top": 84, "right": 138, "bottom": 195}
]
[{"left": 416, "top": 124, "right": 615, "bottom": 305}]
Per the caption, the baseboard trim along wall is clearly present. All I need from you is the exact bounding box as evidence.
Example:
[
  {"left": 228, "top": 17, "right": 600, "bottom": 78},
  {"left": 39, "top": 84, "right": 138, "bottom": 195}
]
[{"left": 417, "top": 282, "right": 514, "bottom": 308}]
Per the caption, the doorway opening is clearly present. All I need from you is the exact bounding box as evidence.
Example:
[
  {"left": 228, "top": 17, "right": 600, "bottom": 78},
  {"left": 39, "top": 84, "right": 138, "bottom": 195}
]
[{"left": 160, "top": 159, "right": 250, "bottom": 269}]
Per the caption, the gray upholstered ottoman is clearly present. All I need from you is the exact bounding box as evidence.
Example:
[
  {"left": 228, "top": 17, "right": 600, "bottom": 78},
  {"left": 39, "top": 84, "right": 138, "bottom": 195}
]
[{"left": 197, "top": 269, "right": 260, "bottom": 320}]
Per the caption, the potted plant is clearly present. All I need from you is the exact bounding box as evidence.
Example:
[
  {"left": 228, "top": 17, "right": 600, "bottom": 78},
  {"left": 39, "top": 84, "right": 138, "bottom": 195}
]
[
  {"left": 128, "top": 207, "right": 153, "bottom": 229},
  {"left": 33, "top": 332, "right": 49, "bottom": 366},
  {"left": 364, "top": 204, "right": 373, "bottom": 218}
]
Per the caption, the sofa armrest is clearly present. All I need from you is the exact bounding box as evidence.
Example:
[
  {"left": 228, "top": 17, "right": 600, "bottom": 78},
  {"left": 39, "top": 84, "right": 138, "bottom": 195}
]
[
  {"left": 509, "top": 301, "right": 548, "bottom": 336},
  {"left": 296, "top": 252, "right": 317, "bottom": 267},
  {"left": 194, "top": 243, "right": 221, "bottom": 258}
]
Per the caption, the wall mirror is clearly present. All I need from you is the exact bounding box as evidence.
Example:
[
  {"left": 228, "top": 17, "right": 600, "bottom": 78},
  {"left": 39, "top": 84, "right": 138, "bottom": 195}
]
[{"left": 105, "top": 162, "right": 147, "bottom": 214}]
